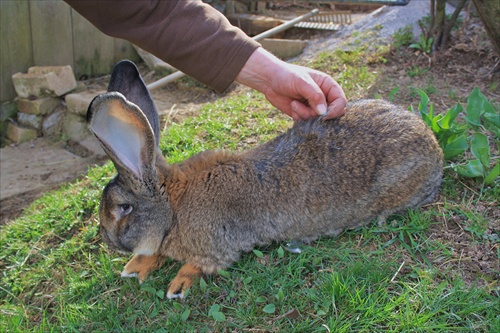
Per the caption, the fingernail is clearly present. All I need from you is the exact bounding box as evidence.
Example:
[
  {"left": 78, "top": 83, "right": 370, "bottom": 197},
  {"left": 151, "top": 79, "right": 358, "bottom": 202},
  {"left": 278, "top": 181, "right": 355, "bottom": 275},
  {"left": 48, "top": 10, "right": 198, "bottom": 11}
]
[{"left": 317, "top": 104, "right": 327, "bottom": 115}]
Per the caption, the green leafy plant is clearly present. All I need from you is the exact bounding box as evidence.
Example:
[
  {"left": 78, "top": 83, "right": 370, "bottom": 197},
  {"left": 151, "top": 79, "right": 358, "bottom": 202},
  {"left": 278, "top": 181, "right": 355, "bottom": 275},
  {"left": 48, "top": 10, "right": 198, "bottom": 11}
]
[
  {"left": 412, "top": 87, "right": 499, "bottom": 185},
  {"left": 409, "top": 33, "right": 434, "bottom": 54},
  {"left": 392, "top": 25, "right": 414, "bottom": 50}
]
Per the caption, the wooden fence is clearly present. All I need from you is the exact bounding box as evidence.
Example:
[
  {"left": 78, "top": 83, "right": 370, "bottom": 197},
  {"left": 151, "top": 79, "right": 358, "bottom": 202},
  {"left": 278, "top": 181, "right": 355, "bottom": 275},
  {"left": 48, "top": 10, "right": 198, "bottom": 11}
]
[{"left": 0, "top": 0, "right": 140, "bottom": 103}]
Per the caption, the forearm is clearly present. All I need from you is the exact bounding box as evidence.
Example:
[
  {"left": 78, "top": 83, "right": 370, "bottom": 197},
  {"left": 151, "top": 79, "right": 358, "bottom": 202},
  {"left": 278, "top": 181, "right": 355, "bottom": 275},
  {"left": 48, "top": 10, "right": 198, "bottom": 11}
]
[{"left": 65, "top": 0, "right": 260, "bottom": 92}]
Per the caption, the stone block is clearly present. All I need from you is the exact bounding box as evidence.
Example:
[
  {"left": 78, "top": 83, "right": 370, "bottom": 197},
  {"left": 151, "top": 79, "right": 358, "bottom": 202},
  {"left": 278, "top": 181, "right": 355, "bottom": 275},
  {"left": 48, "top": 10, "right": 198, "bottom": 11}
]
[
  {"left": 12, "top": 65, "right": 77, "bottom": 98},
  {"left": 260, "top": 39, "right": 308, "bottom": 59},
  {"left": 6, "top": 121, "right": 37, "bottom": 144},
  {"left": 17, "top": 112, "right": 43, "bottom": 130},
  {"left": 63, "top": 113, "right": 88, "bottom": 142},
  {"left": 16, "top": 97, "right": 61, "bottom": 115},
  {"left": 65, "top": 90, "right": 103, "bottom": 116},
  {"left": 42, "top": 106, "right": 66, "bottom": 139}
]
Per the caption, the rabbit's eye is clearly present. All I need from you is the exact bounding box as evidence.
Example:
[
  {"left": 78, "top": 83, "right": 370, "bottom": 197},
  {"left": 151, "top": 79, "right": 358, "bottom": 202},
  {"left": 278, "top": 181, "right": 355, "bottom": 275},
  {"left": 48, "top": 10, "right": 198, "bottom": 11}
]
[{"left": 119, "top": 204, "right": 133, "bottom": 216}]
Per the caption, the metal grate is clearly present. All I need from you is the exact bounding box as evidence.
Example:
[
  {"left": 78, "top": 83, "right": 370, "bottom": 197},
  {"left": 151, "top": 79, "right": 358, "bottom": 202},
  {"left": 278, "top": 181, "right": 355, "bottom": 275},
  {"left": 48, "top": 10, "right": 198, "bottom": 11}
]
[{"left": 293, "top": 11, "right": 352, "bottom": 30}]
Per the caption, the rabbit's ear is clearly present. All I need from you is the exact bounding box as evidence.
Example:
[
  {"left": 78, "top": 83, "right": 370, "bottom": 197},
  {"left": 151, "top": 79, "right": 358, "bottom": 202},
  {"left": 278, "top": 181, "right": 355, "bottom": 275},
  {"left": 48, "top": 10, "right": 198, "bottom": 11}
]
[
  {"left": 107, "top": 60, "right": 160, "bottom": 147},
  {"left": 87, "top": 92, "right": 157, "bottom": 186}
]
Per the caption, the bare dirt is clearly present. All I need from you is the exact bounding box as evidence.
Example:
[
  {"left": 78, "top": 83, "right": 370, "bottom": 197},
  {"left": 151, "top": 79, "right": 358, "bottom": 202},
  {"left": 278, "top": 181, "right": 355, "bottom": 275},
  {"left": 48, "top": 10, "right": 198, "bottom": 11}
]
[{"left": 0, "top": 1, "right": 498, "bottom": 286}]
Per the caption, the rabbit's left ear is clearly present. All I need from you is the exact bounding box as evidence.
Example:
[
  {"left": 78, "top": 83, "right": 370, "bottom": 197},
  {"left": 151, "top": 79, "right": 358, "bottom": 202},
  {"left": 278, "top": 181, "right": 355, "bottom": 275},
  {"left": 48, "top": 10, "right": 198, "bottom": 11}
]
[
  {"left": 87, "top": 92, "right": 157, "bottom": 186},
  {"left": 107, "top": 60, "right": 160, "bottom": 148}
]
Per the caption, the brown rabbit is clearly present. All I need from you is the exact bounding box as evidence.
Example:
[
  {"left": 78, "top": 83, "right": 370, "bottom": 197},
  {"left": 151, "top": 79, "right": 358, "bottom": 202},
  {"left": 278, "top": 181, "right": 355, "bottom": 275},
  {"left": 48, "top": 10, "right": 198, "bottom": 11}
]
[{"left": 87, "top": 60, "right": 443, "bottom": 299}]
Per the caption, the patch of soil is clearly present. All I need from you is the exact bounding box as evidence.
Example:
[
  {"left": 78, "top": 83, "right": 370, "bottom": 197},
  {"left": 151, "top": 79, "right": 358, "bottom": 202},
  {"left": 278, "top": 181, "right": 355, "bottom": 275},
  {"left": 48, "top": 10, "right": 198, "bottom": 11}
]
[{"left": 369, "top": 19, "right": 499, "bottom": 109}]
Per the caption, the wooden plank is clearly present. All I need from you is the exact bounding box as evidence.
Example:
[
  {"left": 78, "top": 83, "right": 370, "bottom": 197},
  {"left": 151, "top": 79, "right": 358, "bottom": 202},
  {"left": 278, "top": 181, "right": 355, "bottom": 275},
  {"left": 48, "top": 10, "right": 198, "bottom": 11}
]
[
  {"left": 114, "top": 39, "right": 141, "bottom": 65},
  {"left": 30, "top": 1, "right": 73, "bottom": 68},
  {"left": 70, "top": 8, "right": 115, "bottom": 77},
  {"left": 0, "top": 0, "right": 33, "bottom": 102}
]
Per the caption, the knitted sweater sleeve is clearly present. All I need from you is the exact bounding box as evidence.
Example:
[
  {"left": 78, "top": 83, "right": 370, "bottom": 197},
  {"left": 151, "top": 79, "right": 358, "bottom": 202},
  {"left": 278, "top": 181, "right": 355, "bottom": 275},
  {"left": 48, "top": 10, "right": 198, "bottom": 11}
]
[{"left": 64, "top": 0, "right": 260, "bottom": 92}]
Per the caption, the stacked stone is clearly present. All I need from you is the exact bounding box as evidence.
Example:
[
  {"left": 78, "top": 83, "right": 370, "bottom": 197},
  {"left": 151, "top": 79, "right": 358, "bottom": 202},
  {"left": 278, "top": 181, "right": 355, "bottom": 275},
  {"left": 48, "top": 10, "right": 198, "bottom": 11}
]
[{"left": 2, "top": 66, "right": 104, "bottom": 155}]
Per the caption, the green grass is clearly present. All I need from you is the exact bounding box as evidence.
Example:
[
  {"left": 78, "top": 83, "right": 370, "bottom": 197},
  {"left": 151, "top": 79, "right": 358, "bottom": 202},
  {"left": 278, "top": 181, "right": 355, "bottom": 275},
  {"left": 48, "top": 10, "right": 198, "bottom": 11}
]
[{"left": 1, "top": 41, "right": 499, "bottom": 332}]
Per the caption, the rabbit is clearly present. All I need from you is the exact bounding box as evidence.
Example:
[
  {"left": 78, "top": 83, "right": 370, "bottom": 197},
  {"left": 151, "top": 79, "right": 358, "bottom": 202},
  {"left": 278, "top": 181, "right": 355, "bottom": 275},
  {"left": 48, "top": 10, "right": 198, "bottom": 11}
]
[{"left": 87, "top": 60, "right": 443, "bottom": 299}]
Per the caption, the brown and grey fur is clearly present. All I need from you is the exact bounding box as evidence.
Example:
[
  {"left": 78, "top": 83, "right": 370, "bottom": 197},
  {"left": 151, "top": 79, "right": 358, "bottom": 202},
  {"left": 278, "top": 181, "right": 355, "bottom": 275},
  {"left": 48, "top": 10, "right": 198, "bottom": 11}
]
[{"left": 88, "top": 60, "right": 443, "bottom": 299}]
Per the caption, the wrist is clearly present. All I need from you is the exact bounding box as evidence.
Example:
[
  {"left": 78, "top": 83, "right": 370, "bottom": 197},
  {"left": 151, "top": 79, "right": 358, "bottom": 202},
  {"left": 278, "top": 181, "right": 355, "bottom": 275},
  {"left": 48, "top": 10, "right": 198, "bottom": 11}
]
[{"left": 235, "top": 47, "right": 281, "bottom": 94}]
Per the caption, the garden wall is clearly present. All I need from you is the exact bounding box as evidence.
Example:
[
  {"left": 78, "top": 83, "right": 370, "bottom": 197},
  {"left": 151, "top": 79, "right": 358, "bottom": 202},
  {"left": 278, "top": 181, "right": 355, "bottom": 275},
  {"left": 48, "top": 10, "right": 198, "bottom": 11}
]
[{"left": 0, "top": 0, "right": 140, "bottom": 103}]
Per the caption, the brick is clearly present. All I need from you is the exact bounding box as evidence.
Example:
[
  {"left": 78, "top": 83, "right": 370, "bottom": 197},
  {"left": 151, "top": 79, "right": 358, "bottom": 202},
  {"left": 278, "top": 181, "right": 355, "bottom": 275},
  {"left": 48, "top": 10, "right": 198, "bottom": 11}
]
[
  {"left": 6, "top": 121, "right": 37, "bottom": 144},
  {"left": 12, "top": 65, "right": 77, "bottom": 98},
  {"left": 65, "top": 90, "right": 103, "bottom": 116},
  {"left": 16, "top": 97, "right": 61, "bottom": 115}
]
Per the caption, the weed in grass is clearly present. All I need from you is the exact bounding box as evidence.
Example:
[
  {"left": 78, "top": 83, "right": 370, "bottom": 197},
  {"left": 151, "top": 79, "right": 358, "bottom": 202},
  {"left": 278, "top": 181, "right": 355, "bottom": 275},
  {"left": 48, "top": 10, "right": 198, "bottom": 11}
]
[
  {"left": 407, "top": 65, "right": 429, "bottom": 77},
  {"left": 392, "top": 24, "right": 414, "bottom": 51}
]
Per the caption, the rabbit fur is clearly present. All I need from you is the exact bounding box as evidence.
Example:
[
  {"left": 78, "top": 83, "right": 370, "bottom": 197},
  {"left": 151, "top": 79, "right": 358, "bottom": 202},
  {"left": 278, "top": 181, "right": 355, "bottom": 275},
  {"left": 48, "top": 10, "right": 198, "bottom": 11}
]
[{"left": 87, "top": 60, "right": 443, "bottom": 299}]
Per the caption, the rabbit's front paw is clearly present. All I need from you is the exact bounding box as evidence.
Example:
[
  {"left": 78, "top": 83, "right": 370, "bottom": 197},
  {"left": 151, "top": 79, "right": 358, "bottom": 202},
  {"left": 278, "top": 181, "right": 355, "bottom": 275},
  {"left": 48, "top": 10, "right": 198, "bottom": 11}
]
[
  {"left": 121, "top": 254, "right": 165, "bottom": 283},
  {"left": 167, "top": 263, "right": 202, "bottom": 299}
]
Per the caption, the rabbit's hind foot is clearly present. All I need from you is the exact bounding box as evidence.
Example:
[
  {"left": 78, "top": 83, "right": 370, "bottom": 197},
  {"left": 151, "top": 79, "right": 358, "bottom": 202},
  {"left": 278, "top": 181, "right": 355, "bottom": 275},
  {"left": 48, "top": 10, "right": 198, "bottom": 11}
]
[
  {"left": 167, "top": 263, "right": 203, "bottom": 299},
  {"left": 121, "top": 254, "right": 166, "bottom": 284}
]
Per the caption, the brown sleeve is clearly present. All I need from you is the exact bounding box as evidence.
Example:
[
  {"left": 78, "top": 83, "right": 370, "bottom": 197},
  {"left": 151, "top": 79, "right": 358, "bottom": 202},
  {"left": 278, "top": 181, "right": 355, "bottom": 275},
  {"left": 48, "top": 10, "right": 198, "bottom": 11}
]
[{"left": 64, "top": 0, "right": 260, "bottom": 92}]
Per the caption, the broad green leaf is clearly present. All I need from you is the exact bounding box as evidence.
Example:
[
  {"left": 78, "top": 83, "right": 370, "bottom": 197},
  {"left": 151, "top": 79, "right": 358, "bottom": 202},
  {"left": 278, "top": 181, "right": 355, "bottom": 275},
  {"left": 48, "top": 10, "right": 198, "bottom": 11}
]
[
  {"left": 409, "top": 43, "right": 422, "bottom": 50},
  {"left": 140, "top": 286, "right": 156, "bottom": 295},
  {"left": 438, "top": 103, "right": 463, "bottom": 129},
  {"left": 482, "top": 98, "right": 499, "bottom": 127},
  {"left": 172, "top": 302, "right": 183, "bottom": 311},
  {"left": 200, "top": 277, "right": 207, "bottom": 293},
  {"left": 263, "top": 304, "right": 276, "bottom": 314},
  {"left": 276, "top": 289, "right": 285, "bottom": 303},
  {"left": 217, "top": 269, "right": 230, "bottom": 278},
  {"left": 277, "top": 246, "right": 285, "bottom": 259},
  {"left": 453, "top": 160, "right": 484, "bottom": 178},
  {"left": 208, "top": 304, "right": 220, "bottom": 316},
  {"left": 443, "top": 135, "right": 468, "bottom": 160},
  {"left": 483, "top": 112, "right": 500, "bottom": 129},
  {"left": 212, "top": 311, "right": 226, "bottom": 322},
  {"left": 470, "top": 133, "right": 490, "bottom": 168},
  {"left": 253, "top": 249, "right": 264, "bottom": 258},
  {"left": 156, "top": 289, "right": 165, "bottom": 300},
  {"left": 484, "top": 164, "right": 500, "bottom": 185},
  {"left": 181, "top": 308, "right": 190, "bottom": 322},
  {"left": 465, "top": 87, "right": 484, "bottom": 127},
  {"left": 255, "top": 296, "right": 267, "bottom": 303},
  {"left": 417, "top": 89, "right": 430, "bottom": 115}
]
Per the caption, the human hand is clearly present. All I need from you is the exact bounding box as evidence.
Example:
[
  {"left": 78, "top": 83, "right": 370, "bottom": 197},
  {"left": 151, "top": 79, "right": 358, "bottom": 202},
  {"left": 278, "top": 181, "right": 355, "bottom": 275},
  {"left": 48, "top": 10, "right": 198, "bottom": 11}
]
[{"left": 236, "top": 47, "right": 347, "bottom": 121}]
